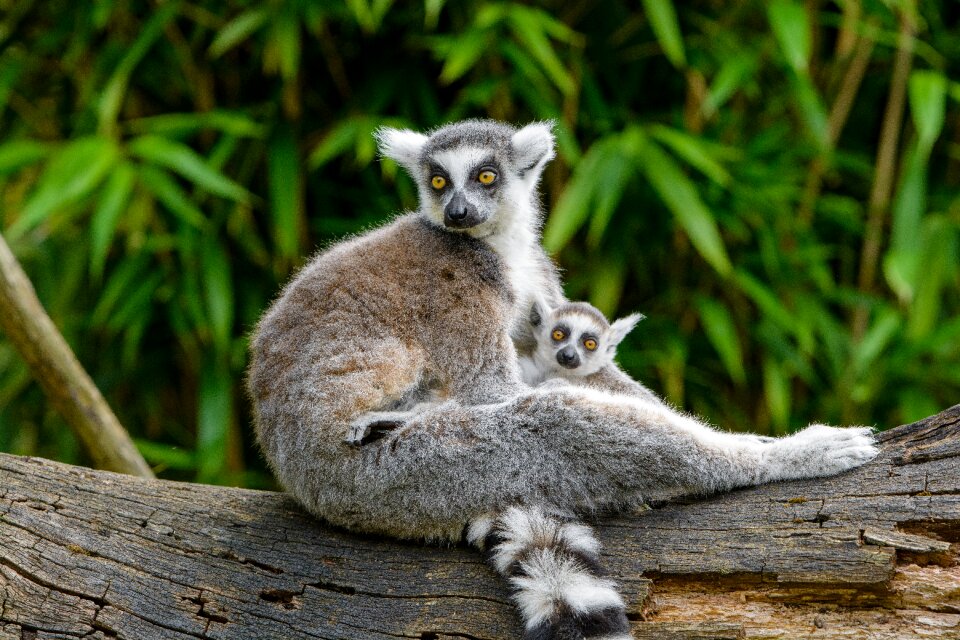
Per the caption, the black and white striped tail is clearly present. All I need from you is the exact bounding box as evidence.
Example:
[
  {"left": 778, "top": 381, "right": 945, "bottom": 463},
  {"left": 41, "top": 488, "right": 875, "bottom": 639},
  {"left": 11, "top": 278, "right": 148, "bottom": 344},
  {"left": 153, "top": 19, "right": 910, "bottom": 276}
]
[{"left": 467, "top": 506, "right": 633, "bottom": 640}]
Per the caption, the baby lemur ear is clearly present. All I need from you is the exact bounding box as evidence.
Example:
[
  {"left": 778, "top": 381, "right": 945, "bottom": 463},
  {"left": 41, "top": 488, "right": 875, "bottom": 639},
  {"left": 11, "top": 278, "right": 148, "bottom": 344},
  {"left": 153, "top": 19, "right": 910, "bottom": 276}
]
[
  {"left": 528, "top": 296, "right": 549, "bottom": 328},
  {"left": 608, "top": 313, "right": 644, "bottom": 351},
  {"left": 511, "top": 121, "right": 556, "bottom": 176},
  {"left": 375, "top": 127, "right": 428, "bottom": 175}
]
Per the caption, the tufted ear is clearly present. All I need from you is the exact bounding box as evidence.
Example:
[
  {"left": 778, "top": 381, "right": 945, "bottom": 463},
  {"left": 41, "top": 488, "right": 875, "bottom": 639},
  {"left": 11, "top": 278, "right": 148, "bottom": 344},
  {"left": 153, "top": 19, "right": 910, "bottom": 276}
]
[
  {"left": 375, "top": 127, "right": 428, "bottom": 175},
  {"left": 607, "top": 313, "right": 644, "bottom": 351},
  {"left": 528, "top": 294, "right": 552, "bottom": 331},
  {"left": 511, "top": 121, "right": 556, "bottom": 177}
]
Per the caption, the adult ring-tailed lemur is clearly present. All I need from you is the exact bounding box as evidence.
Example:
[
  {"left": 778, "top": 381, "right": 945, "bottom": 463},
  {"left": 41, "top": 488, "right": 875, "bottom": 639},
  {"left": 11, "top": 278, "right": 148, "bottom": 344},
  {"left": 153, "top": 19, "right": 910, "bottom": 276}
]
[{"left": 247, "top": 119, "right": 878, "bottom": 640}]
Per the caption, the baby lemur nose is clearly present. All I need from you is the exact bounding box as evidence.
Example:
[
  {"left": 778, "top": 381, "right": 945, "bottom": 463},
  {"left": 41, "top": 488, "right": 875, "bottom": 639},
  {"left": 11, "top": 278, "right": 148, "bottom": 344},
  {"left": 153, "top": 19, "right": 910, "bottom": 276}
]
[
  {"left": 444, "top": 192, "right": 478, "bottom": 228},
  {"left": 556, "top": 346, "right": 580, "bottom": 368}
]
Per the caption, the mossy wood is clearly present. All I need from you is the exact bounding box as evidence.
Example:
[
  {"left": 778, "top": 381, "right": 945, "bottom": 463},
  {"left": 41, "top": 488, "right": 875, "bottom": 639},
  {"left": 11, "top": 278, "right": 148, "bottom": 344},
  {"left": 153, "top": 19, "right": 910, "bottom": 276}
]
[{"left": 1, "top": 407, "right": 959, "bottom": 640}]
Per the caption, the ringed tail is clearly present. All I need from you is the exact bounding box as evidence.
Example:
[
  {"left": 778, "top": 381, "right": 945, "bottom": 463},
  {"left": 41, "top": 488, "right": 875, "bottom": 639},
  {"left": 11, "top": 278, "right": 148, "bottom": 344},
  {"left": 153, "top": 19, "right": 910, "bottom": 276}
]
[{"left": 467, "top": 506, "right": 633, "bottom": 640}]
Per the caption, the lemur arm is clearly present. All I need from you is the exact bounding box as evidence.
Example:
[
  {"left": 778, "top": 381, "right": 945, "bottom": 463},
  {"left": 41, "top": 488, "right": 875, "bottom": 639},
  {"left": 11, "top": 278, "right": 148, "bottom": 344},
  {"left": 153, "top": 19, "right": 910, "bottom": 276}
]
[{"left": 580, "top": 363, "right": 668, "bottom": 407}]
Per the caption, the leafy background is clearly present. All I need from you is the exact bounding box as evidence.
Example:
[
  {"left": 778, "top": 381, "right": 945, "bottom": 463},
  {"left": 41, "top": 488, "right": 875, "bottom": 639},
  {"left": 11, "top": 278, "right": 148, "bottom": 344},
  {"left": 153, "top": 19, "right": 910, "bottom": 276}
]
[{"left": 0, "top": 0, "right": 958, "bottom": 487}]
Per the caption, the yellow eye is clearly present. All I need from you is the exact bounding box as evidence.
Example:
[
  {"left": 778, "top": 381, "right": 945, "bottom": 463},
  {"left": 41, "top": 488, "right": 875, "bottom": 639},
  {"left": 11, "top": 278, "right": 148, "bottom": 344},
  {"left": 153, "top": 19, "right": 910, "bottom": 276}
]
[
  {"left": 478, "top": 170, "right": 497, "bottom": 185},
  {"left": 551, "top": 329, "right": 565, "bottom": 341},
  {"left": 431, "top": 175, "right": 446, "bottom": 190},
  {"left": 583, "top": 338, "right": 598, "bottom": 351}
]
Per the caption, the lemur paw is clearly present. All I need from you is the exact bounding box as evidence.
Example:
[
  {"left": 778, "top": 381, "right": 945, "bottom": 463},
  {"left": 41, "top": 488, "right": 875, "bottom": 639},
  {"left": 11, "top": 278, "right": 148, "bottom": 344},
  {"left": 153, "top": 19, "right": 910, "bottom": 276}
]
[
  {"left": 345, "top": 416, "right": 403, "bottom": 447},
  {"left": 765, "top": 424, "right": 878, "bottom": 481}
]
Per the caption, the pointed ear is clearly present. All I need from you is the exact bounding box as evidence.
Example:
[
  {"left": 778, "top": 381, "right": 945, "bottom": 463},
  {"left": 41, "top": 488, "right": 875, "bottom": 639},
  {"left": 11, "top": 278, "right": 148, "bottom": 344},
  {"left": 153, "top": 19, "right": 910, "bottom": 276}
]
[
  {"left": 375, "top": 127, "right": 427, "bottom": 175},
  {"left": 528, "top": 294, "right": 551, "bottom": 329},
  {"left": 607, "top": 313, "right": 644, "bottom": 351},
  {"left": 511, "top": 121, "right": 556, "bottom": 177}
]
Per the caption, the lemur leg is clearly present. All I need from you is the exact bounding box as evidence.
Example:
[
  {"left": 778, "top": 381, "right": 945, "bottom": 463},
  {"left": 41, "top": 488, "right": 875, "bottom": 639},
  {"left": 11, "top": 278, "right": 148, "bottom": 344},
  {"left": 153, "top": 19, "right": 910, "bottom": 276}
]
[
  {"left": 363, "top": 385, "right": 878, "bottom": 529},
  {"left": 467, "top": 506, "right": 632, "bottom": 640}
]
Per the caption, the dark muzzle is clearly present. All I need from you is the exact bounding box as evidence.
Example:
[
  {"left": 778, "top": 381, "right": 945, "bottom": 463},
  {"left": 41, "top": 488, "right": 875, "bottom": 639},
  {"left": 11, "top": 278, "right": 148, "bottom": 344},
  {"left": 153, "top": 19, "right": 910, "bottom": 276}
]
[{"left": 444, "top": 192, "right": 483, "bottom": 229}]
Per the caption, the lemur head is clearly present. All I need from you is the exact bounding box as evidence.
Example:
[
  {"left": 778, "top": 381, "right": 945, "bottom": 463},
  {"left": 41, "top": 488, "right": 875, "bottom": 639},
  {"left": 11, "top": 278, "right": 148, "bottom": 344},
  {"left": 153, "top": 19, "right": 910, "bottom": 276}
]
[
  {"left": 529, "top": 297, "right": 643, "bottom": 378},
  {"left": 375, "top": 119, "right": 555, "bottom": 236}
]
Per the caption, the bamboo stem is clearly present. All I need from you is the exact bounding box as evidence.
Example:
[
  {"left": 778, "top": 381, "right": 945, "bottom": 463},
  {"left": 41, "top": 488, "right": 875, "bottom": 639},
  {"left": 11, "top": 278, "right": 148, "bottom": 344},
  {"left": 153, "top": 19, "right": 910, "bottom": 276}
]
[
  {"left": 852, "top": 10, "right": 915, "bottom": 342},
  {"left": 0, "top": 233, "right": 154, "bottom": 478}
]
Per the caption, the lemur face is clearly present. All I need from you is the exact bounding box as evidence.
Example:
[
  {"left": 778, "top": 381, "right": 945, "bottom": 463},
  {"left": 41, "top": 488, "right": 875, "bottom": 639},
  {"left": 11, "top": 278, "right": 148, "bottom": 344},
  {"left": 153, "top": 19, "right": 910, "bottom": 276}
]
[
  {"left": 375, "top": 120, "right": 555, "bottom": 234},
  {"left": 530, "top": 300, "right": 642, "bottom": 379},
  {"left": 423, "top": 145, "right": 508, "bottom": 230}
]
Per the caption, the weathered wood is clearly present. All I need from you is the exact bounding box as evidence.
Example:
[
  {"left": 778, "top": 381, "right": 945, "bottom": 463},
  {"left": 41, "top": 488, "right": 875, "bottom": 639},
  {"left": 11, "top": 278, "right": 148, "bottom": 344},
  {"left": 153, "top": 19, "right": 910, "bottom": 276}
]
[
  {"left": 1, "top": 406, "right": 959, "bottom": 639},
  {"left": 0, "top": 233, "right": 152, "bottom": 478}
]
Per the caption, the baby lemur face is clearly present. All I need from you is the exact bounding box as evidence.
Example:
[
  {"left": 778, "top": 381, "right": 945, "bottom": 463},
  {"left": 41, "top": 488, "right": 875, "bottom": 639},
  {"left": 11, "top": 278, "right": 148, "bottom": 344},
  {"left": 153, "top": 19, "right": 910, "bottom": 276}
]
[
  {"left": 376, "top": 119, "right": 555, "bottom": 235},
  {"left": 530, "top": 300, "right": 642, "bottom": 379}
]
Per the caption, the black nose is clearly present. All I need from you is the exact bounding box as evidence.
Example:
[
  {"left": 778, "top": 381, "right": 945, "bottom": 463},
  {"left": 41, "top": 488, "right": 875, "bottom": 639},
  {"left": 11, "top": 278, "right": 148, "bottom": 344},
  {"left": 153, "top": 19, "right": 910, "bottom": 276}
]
[
  {"left": 444, "top": 192, "right": 481, "bottom": 228},
  {"left": 447, "top": 201, "right": 468, "bottom": 220},
  {"left": 557, "top": 347, "right": 579, "bottom": 369}
]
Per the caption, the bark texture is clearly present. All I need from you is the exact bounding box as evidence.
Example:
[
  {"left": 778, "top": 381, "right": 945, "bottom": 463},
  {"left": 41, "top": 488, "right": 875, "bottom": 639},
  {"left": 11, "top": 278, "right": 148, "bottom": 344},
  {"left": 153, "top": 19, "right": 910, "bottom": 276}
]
[{"left": 1, "top": 406, "right": 959, "bottom": 640}]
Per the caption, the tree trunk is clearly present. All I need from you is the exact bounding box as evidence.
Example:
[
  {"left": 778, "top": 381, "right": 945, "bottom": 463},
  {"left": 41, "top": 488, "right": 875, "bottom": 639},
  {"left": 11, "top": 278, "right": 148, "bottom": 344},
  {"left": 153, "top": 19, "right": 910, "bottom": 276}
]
[{"left": 1, "top": 406, "right": 959, "bottom": 640}]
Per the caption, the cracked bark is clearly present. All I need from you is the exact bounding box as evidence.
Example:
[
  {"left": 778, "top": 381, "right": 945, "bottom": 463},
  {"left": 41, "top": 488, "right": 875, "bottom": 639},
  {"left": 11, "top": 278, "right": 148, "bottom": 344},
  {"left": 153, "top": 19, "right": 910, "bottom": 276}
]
[{"left": 1, "top": 407, "right": 960, "bottom": 639}]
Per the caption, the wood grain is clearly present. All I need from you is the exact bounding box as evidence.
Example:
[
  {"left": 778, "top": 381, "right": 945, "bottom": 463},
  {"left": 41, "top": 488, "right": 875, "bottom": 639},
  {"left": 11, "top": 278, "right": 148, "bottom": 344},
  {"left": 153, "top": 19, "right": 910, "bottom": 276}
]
[{"left": 1, "top": 406, "right": 959, "bottom": 639}]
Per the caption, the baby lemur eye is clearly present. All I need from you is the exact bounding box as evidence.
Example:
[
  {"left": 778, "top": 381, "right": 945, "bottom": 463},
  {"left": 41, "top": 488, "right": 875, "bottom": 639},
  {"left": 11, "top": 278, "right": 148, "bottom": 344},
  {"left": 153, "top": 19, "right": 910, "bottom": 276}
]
[
  {"left": 583, "top": 338, "right": 598, "bottom": 351},
  {"left": 477, "top": 170, "right": 497, "bottom": 185},
  {"left": 431, "top": 175, "right": 447, "bottom": 190},
  {"left": 551, "top": 329, "right": 565, "bottom": 341}
]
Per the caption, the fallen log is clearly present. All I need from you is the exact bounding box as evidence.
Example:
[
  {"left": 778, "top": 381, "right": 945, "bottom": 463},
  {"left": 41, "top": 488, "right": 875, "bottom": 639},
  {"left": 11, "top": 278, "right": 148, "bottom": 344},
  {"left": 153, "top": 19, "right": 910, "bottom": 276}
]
[{"left": 1, "top": 406, "right": 959, "bottom": 640}]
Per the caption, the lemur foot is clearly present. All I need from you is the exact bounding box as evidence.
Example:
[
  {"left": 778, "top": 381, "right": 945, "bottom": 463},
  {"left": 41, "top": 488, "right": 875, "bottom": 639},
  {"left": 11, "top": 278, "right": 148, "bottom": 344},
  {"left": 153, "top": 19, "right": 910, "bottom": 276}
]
[
  {"left": 763, "top": 424, "right": 878, "bottom": 482},
  {"left": 345, "top": 416, "right": 404, "bottom": 447}
]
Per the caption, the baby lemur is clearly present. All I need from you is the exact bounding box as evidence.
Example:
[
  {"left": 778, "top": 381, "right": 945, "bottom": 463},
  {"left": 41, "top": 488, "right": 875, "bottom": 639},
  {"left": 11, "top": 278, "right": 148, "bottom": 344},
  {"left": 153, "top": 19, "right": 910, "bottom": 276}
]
[
  {"left": 521, "top": 297, "right": 668, "bottom": 413},
  {"left": 247, "top": 119, "right": 878, "bottom": 640},
  {"left": 520, "top": 297, "right": 641, "bottom": 385}
]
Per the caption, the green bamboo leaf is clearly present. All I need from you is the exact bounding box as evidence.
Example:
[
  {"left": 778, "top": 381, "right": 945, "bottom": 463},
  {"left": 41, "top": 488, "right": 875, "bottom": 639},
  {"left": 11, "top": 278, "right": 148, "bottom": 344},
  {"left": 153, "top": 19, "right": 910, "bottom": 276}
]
[
  {"left": 108, "top": 272, "right": 163, "bottom": 331},
  {"left": 507, "top": 7, "right": 575, "bottom": 95},
  {"left": 197, "top": 356, "right": 233, "bottom": 483},
  {"left": 883, "top": 143, "right": 927, "bottom": 303},
  {"left": 790, "top": 74, "right": 830, "bottom": 150},
  {"left": 0, "top": 59, "right": 23, "bottom": 112},
  {"left": 586, "top": 152, "right": 631, "bottom": 248},
  {"left": 695, "top": 297, "right": 746, "bottom": 384},
  {"left": 853, "top": 308, "right": 901, "bottom": 376},
  {"left": 641, "top": 0, "right": 686, "bottom": 68},
  {"left": 346, "top": 0, "right": 392, "bottom": 32},
  {"left": 908, "top": 216, "right": 956, "bottom": 340},
  {"left": 704, "top": 52, "right": 757, "bottom": 116},
  {"left": 588, "top": 258, "right": 627, "bottom": 318},
  {"left": 99, "top": 3, "right": 180, "bottom": 132},
  {"left": 0, "top": 140, "right": 50, "bottom": 176},
  {"left": 439, "top": 30, "right": 489, "bottom": 84},
  {"left": 125, "top": 111, "right": 266, "bottom": 138},
  {"left": 137, "top": 165, "right": 207, "bottom": 228},
  {"left": 735, "top": 271, "right": 798, "bottom": 336},
  {"left": 128, "top": 135, "right": 251, "bottom": 203},
  {"left": 91, "top": 252, "right": 151, "bottom": 326},
  {"left": 208, "top": 9, "right": 269, "bottom": 58},
  {"left": 308, "top": 119, "right": 361, "bottom": 169},
  {"left": 7, "top": 136, "right": 119, "bottom": 240},
  {"left": 134, "top": 440, "right": 196, "bottom": 471},
  {"left": 424, "top": 0, "right": 445, "bottom": 30},
  {"left": 202, "top": 235, "right": 234, "bottom": 351},
  {"left": 648, "top": 125, "right": 732, "bottom": 187},
  {"left": 269, "top": 126, "right": 304, "bottom": 260},
  {"left": 270, "top": 10, "right": 301, "bottom": 81},
  {"left": 908, "top": 70, "right": 947, "bottom": 154},
  {"left": 542, "top": 146, "right": 602, "bottom": 251},
  {"left": 767, "top": 0, "right": 810, "bottom": 73},
  {"left": 637, "top": 138, "right": 732, "bottom": 276},
  {"left": 90, "top": 162, "right": 137, "bottom": 281},
  {"left": 762, "top": 356, "right": 791, "bottom": 433}
]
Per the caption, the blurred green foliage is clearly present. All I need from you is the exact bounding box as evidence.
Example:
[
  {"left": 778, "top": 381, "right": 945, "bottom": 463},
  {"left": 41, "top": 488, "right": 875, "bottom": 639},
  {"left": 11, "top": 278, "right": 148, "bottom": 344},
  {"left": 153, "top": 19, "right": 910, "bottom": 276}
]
[{"left": 1, "top": 0, "right": 959, "bottom": 486}]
